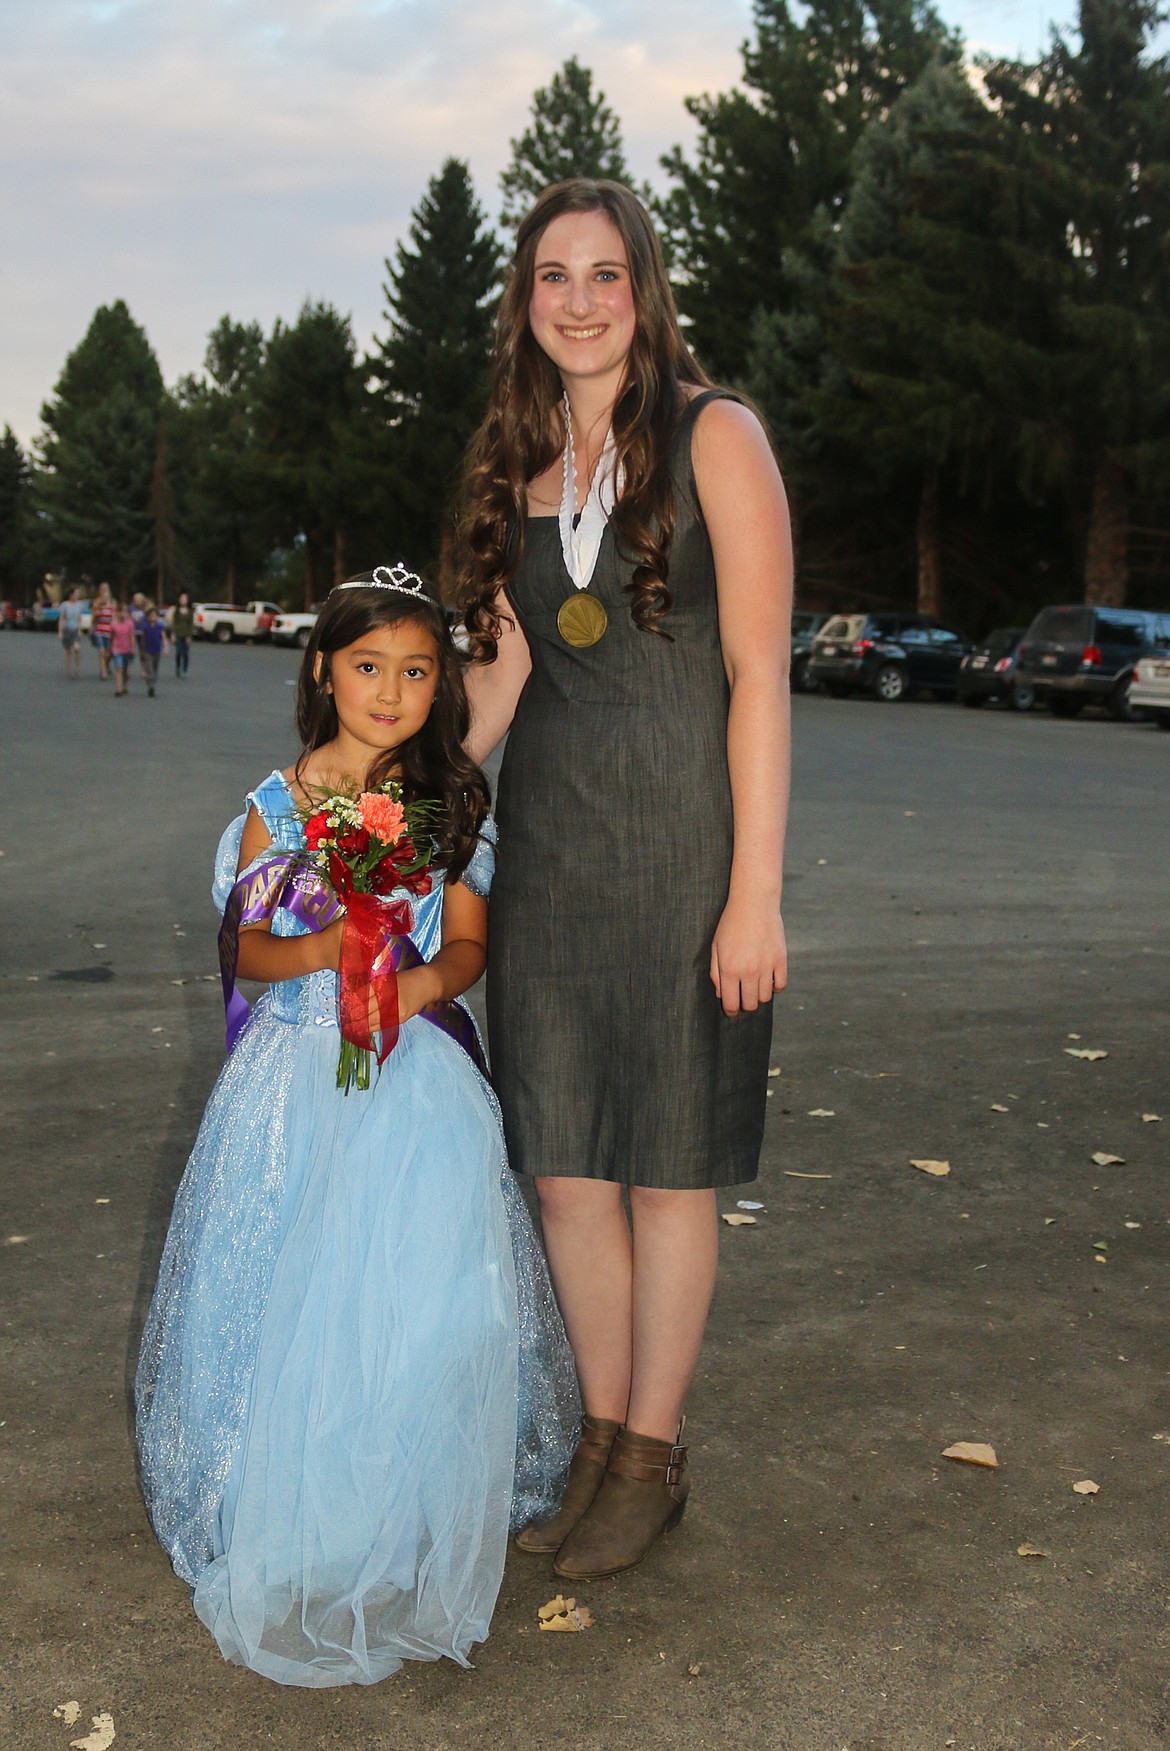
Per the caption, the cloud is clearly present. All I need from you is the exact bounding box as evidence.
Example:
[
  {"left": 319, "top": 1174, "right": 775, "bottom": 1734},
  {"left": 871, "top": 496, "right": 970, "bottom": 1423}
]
[{"left": 0, "top": 0, "right": 749, "bottom": 439}]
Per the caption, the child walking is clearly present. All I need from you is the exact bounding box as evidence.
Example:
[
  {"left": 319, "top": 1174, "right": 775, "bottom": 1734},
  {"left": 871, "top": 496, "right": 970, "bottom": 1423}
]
[
  {"left": 136, "top": 567, "right": 578, "bottom": 1687},
  {"left": 110, "top": 602, "right": 136, "bottom": 695},
  {"left": 141, "top": 605, "right": 166, "bottom": 696}
]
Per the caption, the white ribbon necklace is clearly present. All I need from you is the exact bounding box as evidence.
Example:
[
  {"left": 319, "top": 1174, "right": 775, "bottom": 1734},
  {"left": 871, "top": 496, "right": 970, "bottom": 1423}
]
[{"left": 558, "top": 393, "right": 624, "bottom": 591}]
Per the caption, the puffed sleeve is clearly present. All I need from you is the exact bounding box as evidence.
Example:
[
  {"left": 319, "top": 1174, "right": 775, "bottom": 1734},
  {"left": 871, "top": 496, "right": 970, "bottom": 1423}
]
[
  {"left": 459, "top": 815, "right": 497, "bottom": 899},
  {"left": 212, "top": 814, "right": 247, "bottom": 916}
]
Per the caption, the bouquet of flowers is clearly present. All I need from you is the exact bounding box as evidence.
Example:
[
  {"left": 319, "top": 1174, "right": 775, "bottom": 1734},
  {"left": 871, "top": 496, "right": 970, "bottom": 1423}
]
[{"left": 299, "top": 780, "right": 442, "bottom": 1091}]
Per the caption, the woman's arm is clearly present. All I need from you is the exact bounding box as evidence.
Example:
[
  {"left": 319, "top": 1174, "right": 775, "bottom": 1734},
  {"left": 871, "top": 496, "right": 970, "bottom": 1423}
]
[
  {"left": 464, "top": 590, "right": 532, "bottom": 763},
  {"left": 232, "top": 804, "right": 344, "bottom": 983},
  {"left": 692, "top": 398, "right": 793, "bottom": 1017},
  {"left": 395, "top": 878, "right": 488, "bottom": 1022}
]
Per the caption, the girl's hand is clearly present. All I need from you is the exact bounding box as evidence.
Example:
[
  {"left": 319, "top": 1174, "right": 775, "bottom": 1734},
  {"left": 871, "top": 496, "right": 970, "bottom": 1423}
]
[
  {"left": 710, "top": 898, "right": 788, "bottom": 1017},
  {"left": 393, "top": 964, "right": 440, "bottom": 1026}
]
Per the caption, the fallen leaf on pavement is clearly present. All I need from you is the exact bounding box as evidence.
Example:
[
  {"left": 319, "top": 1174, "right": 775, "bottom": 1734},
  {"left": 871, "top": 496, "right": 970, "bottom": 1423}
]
[
  {"left": 1142, "top": 1113, "right": 1161, "bottom": 1123},
  {"left": 1044, "top": 1217, "right": 1057, "bottom": 1225},
  {"left": 767, "top": 1067, "right": 781, "bottom": 1078},
  {"left": 722, "top": 1212, "right": 757, "bottom": 1226},
  {"left": 1065, "top": 1048, "right": 1107, "bottom": 1061},
  {"left": 538, "top": 1594, "right": 594, "bottom": 1632},
  {"left": 990, "top": 1103, "right": 1009, "bottom": 1113},
  {"left": 942, "top": 1441, "right": 999, "bottom": 1468},
  {"left": 1153, "top": 1432, "right": 1170, "bottom": 1443},
  {"left": 783, "top": 1171, "right": 832, "bottom": 1179},
  {"left": 1016, "top": 1543, "right": 1049, "bottom": 1558},
  {"left": 911, "top": 1159, "right": 951, "bottom": 1176},
  {"left": 1072, "top": 1479, "right": 1099, "bottom": 1496},
  {"left": 70, "top": 1715, "right": 115, "bottom": 1751},
  {"left": 807, "top": 1108, "right": 835, "bottom": 1117},
  {"left": 688, "top": 1662, "right": 702, "bottom": 1676},
  {"left": 1091, "top": 1152, "right": 1125, "bottom": 1166},
  {"left": 737, "top": 1200, "right": 764, "bottom": 1210},
  {"left": 53, "top": 1704, "right": 81, "bottom": 1727},
  {"left": 1067, "top": 1032, "right": 1081, "bottom": 1040},
  {"left": 1125, "top": 1221, "right": 1140, "bottom": 1230}
]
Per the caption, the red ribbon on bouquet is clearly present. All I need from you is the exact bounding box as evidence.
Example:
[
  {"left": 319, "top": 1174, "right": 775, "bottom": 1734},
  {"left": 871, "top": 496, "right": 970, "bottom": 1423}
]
[{"left": 338, "top": 893, "right": 413, "bottom": 1066}]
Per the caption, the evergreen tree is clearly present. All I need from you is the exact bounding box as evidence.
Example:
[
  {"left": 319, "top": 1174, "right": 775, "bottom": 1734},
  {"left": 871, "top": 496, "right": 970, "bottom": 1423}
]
[
  {"left": 500, "top": 57, "right": 639, "bottom": 225},
  {"left": 0, "top": 426, "right": 35, "bottom": 600},
  {"left": 37, "top": 301, "right": 164, "bottom": 591},
  {"left": 661, "top": 0, "right": 962, "bottom": 380},
  {"left": 255, "top": 301, "right": 366, "bottom": 609},
  {"left": 369, "top": 159, "right": 501, "bottom": 575},
  {"left": 984, "top": 0, "right": 1170, "bottom": 607},
  {"left": 173, "top": 317, "right": 268, "bottom": 601}
]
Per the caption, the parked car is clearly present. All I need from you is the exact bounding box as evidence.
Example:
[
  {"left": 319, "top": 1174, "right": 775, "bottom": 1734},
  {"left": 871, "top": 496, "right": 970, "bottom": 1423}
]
[
  {"left": 1015, "top": 605, "right": 1170, "bottom": 719},
  {"left": 791, "top": 610, "right": 832, "bottom": 693},
  {"left": 271, "top": 609, "right": 320, "bottom": 649},
  {"left": 193, "top": 600, "right": 283, "bottom": 642},
  {"left": 808, "top": 613, "right": 971, "bottom": 701},
  {"left": 0, "top": 600, "right": 18, "bottom": 629},
  {"left": 958, "top": 627, "right": 1034, "bottom": 711},
  {"left": 1129, "top": 649, "right": 1170, "bottom": 730}
]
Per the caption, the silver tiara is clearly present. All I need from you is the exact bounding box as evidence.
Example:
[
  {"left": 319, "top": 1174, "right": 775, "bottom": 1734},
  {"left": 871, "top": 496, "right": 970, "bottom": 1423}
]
[{"left": 335, "top": 563, "right": 429, "bottom": 600}]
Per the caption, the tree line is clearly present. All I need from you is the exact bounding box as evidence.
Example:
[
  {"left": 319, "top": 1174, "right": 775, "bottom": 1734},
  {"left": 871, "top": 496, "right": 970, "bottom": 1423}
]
[{"left": 2, "top": 0, "right": 1168, "bottom": 629}]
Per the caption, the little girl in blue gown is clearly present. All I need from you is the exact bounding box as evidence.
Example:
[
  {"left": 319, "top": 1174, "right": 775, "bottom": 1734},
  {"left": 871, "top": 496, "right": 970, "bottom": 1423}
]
[{"left": 135, "top": 569, "right": 579, "bottom": 1687}]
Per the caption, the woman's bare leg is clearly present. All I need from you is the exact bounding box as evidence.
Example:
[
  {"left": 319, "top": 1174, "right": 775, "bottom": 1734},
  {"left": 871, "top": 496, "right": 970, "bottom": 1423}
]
[
  {"left": 625, "top": 1186, "right": 719, "bottom": 1443},
  {"left": 534, "top": 1176, "right": 632, "bottom": 1423}
]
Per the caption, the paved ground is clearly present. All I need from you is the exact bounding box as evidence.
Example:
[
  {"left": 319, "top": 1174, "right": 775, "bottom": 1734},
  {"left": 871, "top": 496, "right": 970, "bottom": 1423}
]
[{"left": 2, "top": 630, "right": 1167, "bottom": 1751}]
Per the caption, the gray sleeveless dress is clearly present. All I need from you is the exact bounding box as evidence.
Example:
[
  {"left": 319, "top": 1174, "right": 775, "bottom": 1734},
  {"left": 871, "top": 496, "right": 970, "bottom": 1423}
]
[{"left": 488, "top": 390, "right": 772, "bottom": 1190}]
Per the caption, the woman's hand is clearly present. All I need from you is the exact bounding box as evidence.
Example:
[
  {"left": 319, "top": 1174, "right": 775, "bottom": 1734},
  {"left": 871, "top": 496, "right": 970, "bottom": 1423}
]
[{"left": 710, "top": 898, "right": 788, "bottom": 1017}]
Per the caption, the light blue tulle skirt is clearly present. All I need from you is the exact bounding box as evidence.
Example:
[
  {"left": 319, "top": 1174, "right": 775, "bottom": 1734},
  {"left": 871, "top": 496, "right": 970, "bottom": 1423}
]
[{"left": 136, "top": 998, "right": 579, "bottom": 1687}]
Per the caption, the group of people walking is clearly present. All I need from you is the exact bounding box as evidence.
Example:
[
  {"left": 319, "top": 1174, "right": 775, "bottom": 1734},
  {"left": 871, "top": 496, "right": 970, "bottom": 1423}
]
[
  {"left": 59, "top": 585, "right": 194, "bottom": 693},
  {"left": 134, "top": 181, "right": 793, "bottom": 1687}
]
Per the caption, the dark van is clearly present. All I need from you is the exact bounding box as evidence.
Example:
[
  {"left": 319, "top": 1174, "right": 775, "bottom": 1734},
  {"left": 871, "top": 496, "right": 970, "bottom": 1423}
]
[{"left": 1015, "top": 606, "right": 1170, "bottom": 718}]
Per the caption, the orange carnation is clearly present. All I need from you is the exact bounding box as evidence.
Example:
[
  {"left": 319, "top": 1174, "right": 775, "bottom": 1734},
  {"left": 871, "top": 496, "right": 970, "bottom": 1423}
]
[{"left": 358, "top": 792, "right": 406, "bottom": 843}]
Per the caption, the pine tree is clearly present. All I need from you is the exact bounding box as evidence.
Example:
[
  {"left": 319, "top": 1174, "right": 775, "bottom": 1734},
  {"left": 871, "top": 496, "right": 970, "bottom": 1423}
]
[
  {"left": 0, "top": 426, "right": 35, "bottom": 599},
  {"left": 369, "top": 159, "right": 501, "bottom": 576},
  {"left": 661, "top": 0, "right": 962, "bottom": 380},
  {"left": 37, "top": 301, "right": 164, "bottom": 591},
  {"left": 255, "top": 301, "right": 366, "bottom": 609},
  {"left": 500, "top": 57, "right": 639, "bottom": 226},
  {"left": 745, "top": 58, "right": 1071, "bottom": 618},
  {"left": 984, "top": 0, "right": 1170, "bottom": 607},
  {"left": 173, "top": 317, "right": 268, "bottom": 601}
]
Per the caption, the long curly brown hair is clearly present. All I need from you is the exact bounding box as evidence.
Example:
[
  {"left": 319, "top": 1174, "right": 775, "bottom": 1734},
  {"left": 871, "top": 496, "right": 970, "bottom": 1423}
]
[
  {"left": 455, "top": 179, "right": 714, "bottom": 658},
  {"left": 294, "top": 578, "right": 489, "bottom": 881}
]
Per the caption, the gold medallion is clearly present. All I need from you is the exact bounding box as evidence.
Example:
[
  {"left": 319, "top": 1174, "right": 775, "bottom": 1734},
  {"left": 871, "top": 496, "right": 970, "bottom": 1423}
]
[{"left": 557, "top": 593, "right": 608, "bottom": 649}]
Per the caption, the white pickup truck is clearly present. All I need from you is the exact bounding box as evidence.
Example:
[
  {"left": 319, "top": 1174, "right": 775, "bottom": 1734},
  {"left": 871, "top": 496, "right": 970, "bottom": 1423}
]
[{"left": 193, "top": 600, "right": 282, "bottom": 643}]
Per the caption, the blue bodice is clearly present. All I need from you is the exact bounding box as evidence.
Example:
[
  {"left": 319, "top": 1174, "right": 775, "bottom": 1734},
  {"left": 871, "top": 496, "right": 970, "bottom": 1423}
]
[{"left": 213, "top": 771, "right": 496, "bottom": 1029}]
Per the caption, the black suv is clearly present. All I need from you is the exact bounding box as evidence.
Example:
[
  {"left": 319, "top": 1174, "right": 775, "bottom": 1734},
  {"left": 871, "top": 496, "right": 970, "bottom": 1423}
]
[
  {"left": 1015, "top": 606, "right": 1170, "bottom": 719},
  {"left": 807, "top": 613, "right": 970, "bottom": 702}
]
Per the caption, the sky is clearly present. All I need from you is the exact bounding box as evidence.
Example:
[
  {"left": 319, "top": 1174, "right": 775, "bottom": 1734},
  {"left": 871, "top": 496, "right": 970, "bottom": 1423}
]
[{"left": 2, "top": 0, "right": 1087, "bottom": 447}]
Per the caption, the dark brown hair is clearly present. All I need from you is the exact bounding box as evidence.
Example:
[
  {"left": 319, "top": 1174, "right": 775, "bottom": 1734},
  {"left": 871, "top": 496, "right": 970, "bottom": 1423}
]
[
  {"left": 455, "top": 179, "right": 714, "bottom": 657},
  {"left": 294, "top": 576, "right": 489, "bottom": 881}
]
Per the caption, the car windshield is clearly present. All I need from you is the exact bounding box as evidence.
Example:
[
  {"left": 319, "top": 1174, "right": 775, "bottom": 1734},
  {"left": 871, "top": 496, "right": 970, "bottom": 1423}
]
[
  {"left": 1026, "top": 607, "right": 1093, "bottom": 645},
  {"left": 983, "top": 629, "right": 1022, "bottom": 656},
  {"left": 818, "top": 616, "right": 865, "bottom": 642}
]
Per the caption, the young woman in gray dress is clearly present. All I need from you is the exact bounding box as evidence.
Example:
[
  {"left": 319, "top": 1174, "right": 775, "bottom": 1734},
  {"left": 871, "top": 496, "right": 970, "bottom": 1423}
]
[{"left": 457, "top": 180, "right": 792, "bottom": 1580}]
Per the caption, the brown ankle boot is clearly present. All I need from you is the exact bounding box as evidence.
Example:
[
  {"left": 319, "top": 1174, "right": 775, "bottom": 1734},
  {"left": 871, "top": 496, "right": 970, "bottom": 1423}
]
[
  {"left": 552, "top": 1423, "right": 690, "bottom": 1579},
  {"left": 514, "top": 1415, "right": 620, "bottom": 1554}
]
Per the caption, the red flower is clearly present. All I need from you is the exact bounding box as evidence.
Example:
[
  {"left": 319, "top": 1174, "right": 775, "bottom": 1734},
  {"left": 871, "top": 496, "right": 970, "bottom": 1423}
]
[
  {"left": 335, "top": 826, "right": 370, "bottom": 857},
  {"left": 328, "top": 850, "right": 355, "bottom": 898},
  {"left": 304, "top": 810, "right": 332, "bottom": 849}
]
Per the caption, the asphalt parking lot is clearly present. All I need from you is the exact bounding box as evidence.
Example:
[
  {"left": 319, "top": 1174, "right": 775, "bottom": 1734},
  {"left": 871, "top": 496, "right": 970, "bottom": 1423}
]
[{"left": 2, "top": 630, "right": 1168, "bottom": 1751}]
